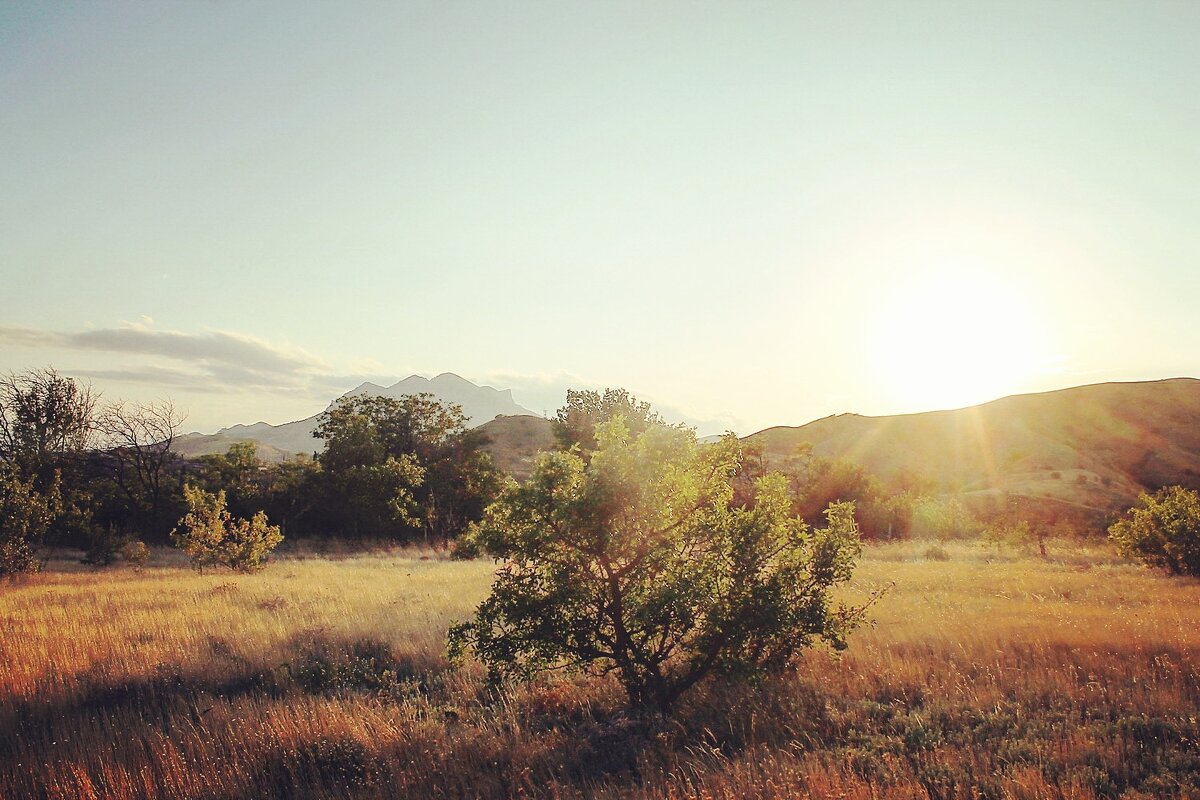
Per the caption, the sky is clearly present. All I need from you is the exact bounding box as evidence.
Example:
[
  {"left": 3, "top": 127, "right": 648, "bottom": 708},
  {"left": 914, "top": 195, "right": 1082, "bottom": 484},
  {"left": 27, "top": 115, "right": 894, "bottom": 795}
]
[{"left": 2, "top": 1, "right": 1198, "bottom": 436}]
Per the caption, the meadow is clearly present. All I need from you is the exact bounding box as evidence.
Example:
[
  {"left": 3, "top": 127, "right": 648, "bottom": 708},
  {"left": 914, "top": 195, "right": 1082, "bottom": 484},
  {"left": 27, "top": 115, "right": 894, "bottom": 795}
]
[{"left": 2, "top": 541, "right": 1198, "bottom": 800}]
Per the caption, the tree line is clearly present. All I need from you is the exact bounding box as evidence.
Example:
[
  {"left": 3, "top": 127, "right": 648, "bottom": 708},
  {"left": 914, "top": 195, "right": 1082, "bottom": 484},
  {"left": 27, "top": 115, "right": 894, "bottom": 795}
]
[
  {"left": 0, "top": 368, "right": 507, "bottom": 575},
  {"left": 0, "top": 369, "right": 1046, "bottom": 578}
]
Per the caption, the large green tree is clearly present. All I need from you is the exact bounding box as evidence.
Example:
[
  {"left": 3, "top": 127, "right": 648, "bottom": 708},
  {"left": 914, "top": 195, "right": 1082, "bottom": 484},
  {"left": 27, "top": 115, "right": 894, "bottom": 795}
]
[
  {"left": 450, "top": 417, "right": 867, "bottom": 715},
  {"left": 313, "top": 393, "right": 500, "bottom": 542}
]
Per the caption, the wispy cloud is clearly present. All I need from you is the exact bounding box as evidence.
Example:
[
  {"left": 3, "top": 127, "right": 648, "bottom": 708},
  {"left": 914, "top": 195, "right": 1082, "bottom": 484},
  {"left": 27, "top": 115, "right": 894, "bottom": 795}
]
[{"left": 0, "top": 322, "right": 337, "bottom": 396}]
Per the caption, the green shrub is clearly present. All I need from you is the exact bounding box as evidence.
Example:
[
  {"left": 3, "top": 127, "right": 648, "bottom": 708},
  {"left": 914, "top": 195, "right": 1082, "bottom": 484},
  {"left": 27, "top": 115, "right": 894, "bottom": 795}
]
[
  {"left": 923, "top": 544, "right": 949, "bottom": 561},
  {"left": 1109, "top": 486, "right": 1200, "bottom": 576},
  {"left": 121, "top": 540, "right": 150, "bottom": 571},
  {"left": 450, "top": 418, "right": 867, "bottom": 715},
  {"left": 81, "top": 525, "right": 127, "bottom": 567},
  {"left": 172, "top": 485, "right": 283, "bottom": 573}
]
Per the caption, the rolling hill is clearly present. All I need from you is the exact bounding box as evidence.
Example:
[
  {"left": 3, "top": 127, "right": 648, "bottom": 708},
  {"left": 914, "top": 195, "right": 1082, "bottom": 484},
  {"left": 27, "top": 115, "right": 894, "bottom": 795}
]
[
  {"left": 476, "top": 414, "right": 558, "bottom": 480},
  {"left": 743, "top": 378, "right": 1200, "bottom": 517}
]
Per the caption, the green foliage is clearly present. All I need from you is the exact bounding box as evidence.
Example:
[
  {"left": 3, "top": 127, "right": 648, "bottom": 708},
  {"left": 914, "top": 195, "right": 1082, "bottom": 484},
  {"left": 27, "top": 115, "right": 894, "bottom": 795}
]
[
  {"left": 80, "top": 526, "right": 150, "bottom": 570},
  {"left": 1109, "top": 485, "right": 1200, "bottom": 576},
  {"left": 0, "top": 369, "right": 99, "bottom": 548},
  {"left": 449, "top": 417, "right": 867, "bottom": 714},
  {"left": 194, "top": 442, "right": 263, "bottom": 511},
  {"left": 909, "top": 495, "right": 980, "bottom": 540},
  {"left": 0, "top": 368, "right": 97, "bottom": 485},
  {"left": 553, "top": 388, "right": 665, "bottom": 453},
  {"left": 0, "top": 469, "right": 61, "bottom": 578},
  {"left": 81, "top": 525, "right": 128, "bottom": 566},
  {"left": 312, "top": 393, "right": 500, "bottom": 541},
  {"left": 172, "top": 484, "right": 283, "bottom": 573}
]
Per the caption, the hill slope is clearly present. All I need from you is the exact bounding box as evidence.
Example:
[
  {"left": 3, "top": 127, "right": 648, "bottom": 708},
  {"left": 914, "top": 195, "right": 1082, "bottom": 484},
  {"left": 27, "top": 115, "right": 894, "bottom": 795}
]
[
  {"left": 743, "top": 378, "right": 1200, "bottom": 514},
  {"left": 476, "top": 415, "right": 556, "bottom": 480}
]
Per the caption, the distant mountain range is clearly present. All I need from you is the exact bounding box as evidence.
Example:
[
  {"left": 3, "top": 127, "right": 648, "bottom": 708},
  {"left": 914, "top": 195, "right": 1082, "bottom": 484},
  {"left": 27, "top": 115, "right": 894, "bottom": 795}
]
[{"left": 175, "top": 373, "right": 535, "bottom": 460}]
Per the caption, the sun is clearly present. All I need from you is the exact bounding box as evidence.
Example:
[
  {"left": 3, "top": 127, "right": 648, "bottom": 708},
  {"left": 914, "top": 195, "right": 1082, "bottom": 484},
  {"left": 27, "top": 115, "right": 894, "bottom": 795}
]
[{"left": 869, "top": 268, "right": 1053, "bottom": 412}]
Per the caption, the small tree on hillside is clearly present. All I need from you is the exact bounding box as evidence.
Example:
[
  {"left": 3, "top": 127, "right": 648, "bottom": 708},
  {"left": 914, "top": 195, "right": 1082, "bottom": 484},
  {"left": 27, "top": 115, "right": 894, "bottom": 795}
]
[
  {"left": 449, "top": 417, "right": 868, "bottom": 715},
  {"left": 172, "top": 485, "right": 283, "bottom": 573},
  {"left": 1109, "top": 486, "right": 1200, "bottom": 576}
]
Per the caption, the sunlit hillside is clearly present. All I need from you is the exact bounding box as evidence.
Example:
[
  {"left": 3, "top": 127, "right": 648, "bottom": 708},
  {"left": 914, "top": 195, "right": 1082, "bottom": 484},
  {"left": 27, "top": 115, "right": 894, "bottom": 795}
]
[
  {"left": 745, "top": 379, "right": 1200, "bottom": 519},
  {"left": 475, "top": 414, "right": 558, "bottom": 480}
]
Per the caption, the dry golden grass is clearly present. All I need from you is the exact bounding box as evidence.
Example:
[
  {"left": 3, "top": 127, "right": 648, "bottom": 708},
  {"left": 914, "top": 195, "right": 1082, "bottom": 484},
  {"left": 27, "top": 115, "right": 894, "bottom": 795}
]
[{"left": 2, "top": 540, "right": 1198, "bottom": 799}]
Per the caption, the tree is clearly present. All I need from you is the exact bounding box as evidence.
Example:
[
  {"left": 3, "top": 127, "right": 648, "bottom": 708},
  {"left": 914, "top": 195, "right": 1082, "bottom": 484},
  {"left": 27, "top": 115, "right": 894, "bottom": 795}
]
[
  {"left": 313, "top": 393, "right": 499, "bottom": 542},
  {"left": 194, "top": 442, "right": 268, "bottom": 519},
  {"left": 0, "top": 469, "right": 61, "bottom": 578},
  {"left": 256, "top": 455, "right": 321, "bottom": 538},
  {"left": 0, "top": 368, "right": 98, "bottom": 487},
  {"left": 96, "top": 399, "right": 186, "bottom": 539},
  {"left": 172, "top": 484, "right": 283, "bottom": 573},
  {"left": 1109, "top": 486, "right": 1200, "bottom": 576},
  {"left": 449, "top": 417, "right": 868, "bottom": 715},
  {"left": 0, "top": 369, "right": 98, "bottom": 548},
  {"left": 553, "top": 388, "right": 665, "bottom": 453}
]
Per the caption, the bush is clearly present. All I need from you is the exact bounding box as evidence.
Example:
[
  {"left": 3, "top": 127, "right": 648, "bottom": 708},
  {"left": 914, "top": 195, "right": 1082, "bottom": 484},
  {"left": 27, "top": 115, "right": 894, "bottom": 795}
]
[
  {"left": 172, "top": 485, "right": 283, "bottom": 573},
  {"left": 923, "top": 544, "right": 950, "bottom": 561},
  {"left": 449, "top": 417, "right": 868, "bottom": 715},
  {"left": 121, "top": 540, "right": 149, "bottom": 570},
  {"left": 1109, "top": 486, "right": 1200, "bottom": 576},
  {"left": 81, "top": 525, "right": 127, "bottom": 567}
]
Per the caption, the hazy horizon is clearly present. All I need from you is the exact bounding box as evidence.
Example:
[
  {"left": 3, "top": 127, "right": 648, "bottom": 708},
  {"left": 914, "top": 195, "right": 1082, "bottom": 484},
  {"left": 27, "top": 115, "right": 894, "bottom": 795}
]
[{"left": 3, "top": 2, "right": 1198, "bottom": 434}]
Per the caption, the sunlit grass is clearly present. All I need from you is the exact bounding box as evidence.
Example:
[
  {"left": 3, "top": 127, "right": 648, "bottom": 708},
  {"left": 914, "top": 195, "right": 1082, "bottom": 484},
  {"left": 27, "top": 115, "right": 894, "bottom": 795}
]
[{"left": 2, "top": 541, "right": 1198, "bottom": 799}]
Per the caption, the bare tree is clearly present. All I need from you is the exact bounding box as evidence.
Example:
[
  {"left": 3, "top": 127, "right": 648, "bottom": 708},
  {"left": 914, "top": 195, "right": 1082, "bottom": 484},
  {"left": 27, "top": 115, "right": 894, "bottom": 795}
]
[
  {"left": 97, "top": 400, "right": 187, "bottom": 538},
  {"left": 0, "top": 368, "right": 99, "bottom": 486}
]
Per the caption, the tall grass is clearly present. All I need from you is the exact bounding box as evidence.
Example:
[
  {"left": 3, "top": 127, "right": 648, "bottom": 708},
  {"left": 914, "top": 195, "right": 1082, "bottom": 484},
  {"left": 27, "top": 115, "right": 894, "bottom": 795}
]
[{"left": 2, "top": 541, "right": 1197, "bottom": 799}]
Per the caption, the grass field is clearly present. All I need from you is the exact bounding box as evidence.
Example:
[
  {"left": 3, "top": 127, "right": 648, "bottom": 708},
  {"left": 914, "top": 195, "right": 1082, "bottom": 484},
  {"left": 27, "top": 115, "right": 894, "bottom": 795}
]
[{"left": 2, "top": 541, "right": 1198, "bottom": 799}]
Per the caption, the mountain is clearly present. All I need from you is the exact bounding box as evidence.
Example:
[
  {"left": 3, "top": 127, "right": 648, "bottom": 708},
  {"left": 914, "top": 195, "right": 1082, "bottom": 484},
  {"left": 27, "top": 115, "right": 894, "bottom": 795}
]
[
  {"left": 743, "top": 378, "right": 1200, "bottom": 521},
  {"left": 175, "top": 373, "right": 536, "bottom": 461}
]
